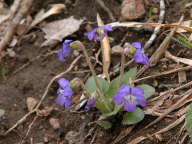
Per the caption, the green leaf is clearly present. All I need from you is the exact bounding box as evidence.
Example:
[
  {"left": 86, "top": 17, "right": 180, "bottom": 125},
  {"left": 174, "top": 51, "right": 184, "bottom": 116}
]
[
  {"left": 122, "top": 107, "right": 144, "bottom": 125},
  {"left": 138, "top": 84, "right": 155, "bottom": 99},
  {"left": 0, "top": 109, "right": 5, "bottom": 117},
  {"left": 95, "top": 120, "right": 112, "bottom": 129},
  {"left": 122, "top": 67, "right": 137, "bottom": 84},
  {"left": 186, "top": 105, "right": 192, "bottom": 136},
  {"left": 172, "top": 35, "right": 192, "bottom": 49},
  {"left": 106, "top": 67, "right": 137, "bottom": 98},
  {"left": 85, "top": 76, "right": 109, "bottom": 94}
]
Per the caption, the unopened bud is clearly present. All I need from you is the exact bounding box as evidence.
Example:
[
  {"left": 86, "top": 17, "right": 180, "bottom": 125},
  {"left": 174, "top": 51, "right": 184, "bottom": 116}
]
[
  {"left": 70, "top": 42, "right": 78, "bottom": 50},
  {"left": 70, "top": 78, "right": 82, "bottom": 89},
  {"left": 71, "top": 41, "right": 84, "bottom": 51},
  {"left": 123, "top": 43, "right": 136, "bottom": 55}
]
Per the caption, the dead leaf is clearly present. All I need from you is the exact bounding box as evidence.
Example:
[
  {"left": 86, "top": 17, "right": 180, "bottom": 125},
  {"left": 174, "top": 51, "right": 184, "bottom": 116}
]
[
  {"left": 49, "top": 117, "right": 60, "bottom": 129},
  {"left": 41, "top": 16, "right": 84, "bottom": 47},
  {"left": 121, "top": 0, "right": 145, "bottom": 20},
  {"left": 30, "top": 4, "right": 66, "bottom": 30},
  {"left": 26, "top": 97, "right": 38, "bottom": 112}
]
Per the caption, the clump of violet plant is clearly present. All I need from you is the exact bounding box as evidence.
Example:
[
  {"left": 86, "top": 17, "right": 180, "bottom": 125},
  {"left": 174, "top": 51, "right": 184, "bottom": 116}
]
[{"left": 55, "top": 24, "right": 155, "bottom": 128}]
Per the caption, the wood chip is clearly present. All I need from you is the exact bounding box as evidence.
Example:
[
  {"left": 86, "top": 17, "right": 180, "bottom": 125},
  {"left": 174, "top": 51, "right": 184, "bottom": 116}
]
[
  {"left": 49, "top": 117, "right": 60, "bottom": 129},
  {"left": 26, "top": 97, "right": 38, "bottom": 112},
  {"left": 178, "top": 70, "right": 187, "bottom": 84}
]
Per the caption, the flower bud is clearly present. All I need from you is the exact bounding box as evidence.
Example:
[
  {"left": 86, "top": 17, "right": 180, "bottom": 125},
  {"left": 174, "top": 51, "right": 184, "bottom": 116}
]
[
  {"left": 70, "top": 41, "right": 84, "bottom": 51},
  {"left": 123, "top": 42, "right": 136, "bottom": 55},
  {"left": 70, "top": 42, "right": 78, "bottom": 50},
  {"left": 70, "top": 78, "right": 82, "bottom": 89}
]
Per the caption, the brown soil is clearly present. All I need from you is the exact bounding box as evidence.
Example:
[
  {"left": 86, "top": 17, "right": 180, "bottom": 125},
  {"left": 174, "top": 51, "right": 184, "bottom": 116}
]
[{"left": 0, "top": 0, "right": 192, "bottom": 144}]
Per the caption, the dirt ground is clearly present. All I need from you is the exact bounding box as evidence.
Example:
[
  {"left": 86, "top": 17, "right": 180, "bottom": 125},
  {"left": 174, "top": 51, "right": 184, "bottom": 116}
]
[{"left": 0, "top": 0, "right": 192, "bottom": 143}]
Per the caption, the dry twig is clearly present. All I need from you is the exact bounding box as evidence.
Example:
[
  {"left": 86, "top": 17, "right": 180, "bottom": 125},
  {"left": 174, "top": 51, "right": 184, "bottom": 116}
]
[
  {"left": 145, "top": 89, "right": 192, "bottom": 129},
  {"left": 0, "top": 0, "right": 34, "bottom": 54},
  {"left": 4, "top": 55, "right": 82, "bottom": 135},
  {"left": 19, "top": 116, "right": 38, "bottom": 144},
  {"left": 143, "top": 0, "right": 165, "bottom": 50}
]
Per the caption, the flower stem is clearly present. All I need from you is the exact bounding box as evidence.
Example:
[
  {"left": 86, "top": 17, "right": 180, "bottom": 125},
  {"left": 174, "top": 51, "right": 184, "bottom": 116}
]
[
  {"left": 75, "top": 41, "right": 112, "bottom": 112},
  {"left": 119, "top": 52, "right": 125, "bottom": 85}
]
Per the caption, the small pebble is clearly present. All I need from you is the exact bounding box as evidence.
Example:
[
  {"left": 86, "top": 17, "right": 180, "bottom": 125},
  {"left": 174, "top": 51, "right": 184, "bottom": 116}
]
[
  {"left": 43, "top": 136, "right": 49, "bottom": 143},
  {"left": 49, "top": 118, "right": 60, "bottom": 130},
  {"left": 152, "top": 7, "right": 159, "bottom": 14},
  {"left": 26, "top": 97, "right": 38, "bottom": 112},
  {"left": 7, "top": 49, "right": 16, "bottom": 57}
]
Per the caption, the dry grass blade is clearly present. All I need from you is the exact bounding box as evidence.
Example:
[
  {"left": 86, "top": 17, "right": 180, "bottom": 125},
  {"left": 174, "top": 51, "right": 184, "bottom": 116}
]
[
  {"left": 141, "top": 23, "right": 192, "bottom": 32},
  {"left": 154, "top": 115, "right": 185, "bottom": 135},
  {"left": 108, "top": 21, "right": 192, "bottom": 32},
  {"left": 180, "top": 132, "right": 188, "bottom": 144},
  {"left": 165, "top": 51, "right": 192, "bottom": 66},
  {"left": 145, "top": 89, "right": 192, "bottom": 129},
  {"left": 151, "top": 80, "right": 192, "bottom": 102},
  {"left": 126, "top": 136, "right": 147, "bottom": 144},
  {"left": 97, "top": 13, "right": 111, "bottom": 81},
  {"left": 134, "top": 65, "right": 192, "bottom": 83},
  {"left": 136, "top": 15, "right": 184, "bottom": 77}
]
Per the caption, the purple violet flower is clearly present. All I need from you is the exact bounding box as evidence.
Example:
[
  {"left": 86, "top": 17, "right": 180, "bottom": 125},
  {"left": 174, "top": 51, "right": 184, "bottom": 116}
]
[
  {"left": 132, "top": 42, "right": 150, "bottom": 66},
  {"left": 56, "top": 78, "right": 73, "bottom": 109},
  {"left": 57, "top": 40, "right": 73, "bottom": 61},
  {"left": 85, "top": 25, "right": 112, "bottom": 41},
  {"left": 84, "top": 98, "right": 96, "bottom": 111},
  {"left": 113, "top": 84, "right": 146, "bottom": 112}
]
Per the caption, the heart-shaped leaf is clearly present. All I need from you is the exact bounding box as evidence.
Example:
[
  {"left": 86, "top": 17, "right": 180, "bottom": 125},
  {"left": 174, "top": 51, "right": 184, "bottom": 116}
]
[
  {"left": 106, "top": 67, "right": 137, "bottom": 98},
  {"left": 138, "top": 84, "right": 155, "bottom": 99},
  {"left": 95, "top": 120, "right": 112, "bottom": 129},
  {"left": 122, "top": 107, "right": 144, "bottom": 125},
  {"left": 85, "top": 76, "right": 109, "bottom": 94},
  {"left": 123, "top": 67, "right": 137, "bottom": 84},
  {"left": 186, "top": 104, "right": 192, "bottom": 136}
]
